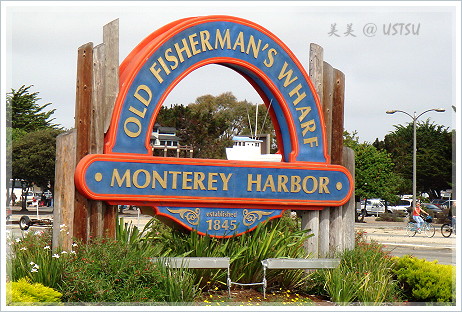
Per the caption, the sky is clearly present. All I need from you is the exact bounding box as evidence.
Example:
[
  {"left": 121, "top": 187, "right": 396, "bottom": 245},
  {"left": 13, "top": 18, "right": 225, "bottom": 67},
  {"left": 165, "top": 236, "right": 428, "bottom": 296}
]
[{"left": 2, "top": 1, "right": 460, "bottom": 144}]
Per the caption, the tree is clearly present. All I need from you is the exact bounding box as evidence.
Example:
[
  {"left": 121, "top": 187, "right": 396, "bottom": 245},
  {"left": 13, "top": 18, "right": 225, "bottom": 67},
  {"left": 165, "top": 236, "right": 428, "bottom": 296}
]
[
  {"left": 157, "top": 92, "right": 276, "bottom": 159},
  {"left": 374, "top": 120, "right": 452, "bottom": 199},
  {"left": 156, "top": 103, "right": 230, "bottom": 159},
  {"left": 6, "top": 85, "right": 57, "bottom": 132},
  {"left": 344, "top": 131, "right": 400, "bottom": 221},
  {"left": 6, "top": 85, "right": 61, "bottom": 210},
  {"left": 11, "top": 128, "right": 63, "bottom": 189}
]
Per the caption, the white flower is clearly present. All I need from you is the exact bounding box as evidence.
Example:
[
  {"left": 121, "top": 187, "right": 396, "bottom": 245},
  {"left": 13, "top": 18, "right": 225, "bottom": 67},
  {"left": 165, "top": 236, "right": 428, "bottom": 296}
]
[
  {"left": 52, "top": 254, "right": 60, "bottom": 258},
  {"left": 20, "top": 247, "right": 27, "bottom": 251},
  {"left": 15, "top": 238, "right": 21, "bottom": 243},
  {"left": 70, "top": 250, "right": 76, "bottom": 254},
  {"left": 43, "top": 246, "right": 51, "bottom": 250},
  {"left": 33, "top": 264, "right": 39, "bottom": 269},
  {"left": 72, "top": 243, "right": 78, "bottom": 247},
  {"left": 31, "top": 268, "right": 38, "bottom": 273},
  {"left": 60, "top": 224, "right": 66, "bottom": 228},
  {"left": 61, "top": 250, "right": 68, "bottom": 254},
  {"left": 30, "top": 262, "right": 35, "bottom": 266}
]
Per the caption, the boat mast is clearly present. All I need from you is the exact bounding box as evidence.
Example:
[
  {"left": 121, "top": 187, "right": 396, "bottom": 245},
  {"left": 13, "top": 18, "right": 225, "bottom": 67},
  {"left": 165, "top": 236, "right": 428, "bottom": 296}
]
[{"left": 254, "top": 103, "right": 259, "bottom": 139}]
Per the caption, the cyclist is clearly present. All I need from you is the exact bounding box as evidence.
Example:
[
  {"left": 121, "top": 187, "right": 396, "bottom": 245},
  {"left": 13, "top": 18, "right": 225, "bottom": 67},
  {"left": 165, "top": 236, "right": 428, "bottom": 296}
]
[{"left": 412, "top": 201, "right": 429, "bottom": 233}]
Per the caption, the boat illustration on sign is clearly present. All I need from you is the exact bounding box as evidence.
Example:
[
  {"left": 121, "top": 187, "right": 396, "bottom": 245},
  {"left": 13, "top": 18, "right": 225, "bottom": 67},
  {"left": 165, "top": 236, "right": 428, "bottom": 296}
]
[{"left": 225, "top": 136, "right": 282, "bottom": 162}]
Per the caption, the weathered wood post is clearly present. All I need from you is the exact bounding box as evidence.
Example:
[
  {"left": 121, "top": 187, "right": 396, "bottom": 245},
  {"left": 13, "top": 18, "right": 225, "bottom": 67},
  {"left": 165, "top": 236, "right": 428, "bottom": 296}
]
[
  {"left": 299, "top": 43, "right": 324, "bottom": 257},
  {"left": 73, "top": 42, "right": 93, "bottom": 243},
  {"left": 101, "top": 20, "right": 119, "bottom": 238},
  {"left": 52, "top": 130, "right": 76, "bottom": 250},
  {"left": 53, "top": 19, "right": 119, "bottom": 246},
  {"left": 329, "top": 69, "right": 345, "bottom": 254},
  {"left": 343, "top": 146, "right": 356, "bottom": 250},
  {"left": 300, "top": 43, "right": 354, "bottom": 257}
]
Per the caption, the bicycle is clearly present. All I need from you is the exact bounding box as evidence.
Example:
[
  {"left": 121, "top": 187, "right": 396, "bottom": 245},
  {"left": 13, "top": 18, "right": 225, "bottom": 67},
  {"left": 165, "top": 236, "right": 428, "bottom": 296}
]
[
  {"left": 406, "top": 216, "right": 435, "bottom": 238},
  {"left": 441, "top": 219, "right": 455, "bottom": 237}
]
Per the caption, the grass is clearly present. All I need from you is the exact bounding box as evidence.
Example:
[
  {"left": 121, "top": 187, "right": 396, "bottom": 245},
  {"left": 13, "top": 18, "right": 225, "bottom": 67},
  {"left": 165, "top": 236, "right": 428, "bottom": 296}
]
[{"left": 306, "top": 230, "right": 401, "bottom": 305}]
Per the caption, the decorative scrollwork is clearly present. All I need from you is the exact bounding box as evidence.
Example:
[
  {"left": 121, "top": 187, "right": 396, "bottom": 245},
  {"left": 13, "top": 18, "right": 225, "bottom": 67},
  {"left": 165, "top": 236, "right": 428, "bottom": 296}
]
[
  {"left": 166, "top": 208, "right": 200, "bottom": 226},
  {"left": 242, "top": 209, "right": 274, "bottom": 227}
]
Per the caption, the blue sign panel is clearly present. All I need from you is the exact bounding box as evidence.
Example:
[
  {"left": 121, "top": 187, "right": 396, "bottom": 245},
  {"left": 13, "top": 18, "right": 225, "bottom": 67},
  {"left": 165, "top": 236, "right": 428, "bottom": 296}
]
[
  {"left": 75, "top": 154, "right": 353, "bottom": 208},
  {"left": 157, "top": 207, "right": 284, "bottom": 238}
]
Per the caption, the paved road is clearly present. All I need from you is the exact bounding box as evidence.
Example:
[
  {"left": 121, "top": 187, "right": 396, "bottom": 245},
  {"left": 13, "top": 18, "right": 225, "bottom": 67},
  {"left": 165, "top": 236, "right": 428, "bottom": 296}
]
[
  {"left": 355, "top": 217, "right": 456, "bottom": 265},
  {"left": 6, "top": 208, "right": 457, "bottom": 265}
]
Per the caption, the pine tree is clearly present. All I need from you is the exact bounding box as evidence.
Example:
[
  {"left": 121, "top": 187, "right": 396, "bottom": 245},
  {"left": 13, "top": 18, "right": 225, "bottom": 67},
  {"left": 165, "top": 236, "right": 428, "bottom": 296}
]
[{"left": 6, "top": 85, "right": 57, "bottom": 132}]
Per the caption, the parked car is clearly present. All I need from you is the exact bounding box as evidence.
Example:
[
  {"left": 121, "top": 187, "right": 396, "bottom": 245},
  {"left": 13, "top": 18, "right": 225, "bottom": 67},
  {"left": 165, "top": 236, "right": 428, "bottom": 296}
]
[
  {"left": 357, "top": 199, "right": 386, "bottom": 216},
  {"left": 431, "top": 199, "right": 450, "bottom": 209},
  {"left": 24, "top": 191, "right": 35, "bottom": 206},
  {"left": 386, "top": 199, "right": 412, "bottom": 215},
  {"left": 422, "top": 203, "right": 443, "bottom": 213},
  {"left": 421, "top": 203, "right": 445, "bottom": 218},
  {"left": 25, "top": 192, "right": 44, "bottom": 207}
]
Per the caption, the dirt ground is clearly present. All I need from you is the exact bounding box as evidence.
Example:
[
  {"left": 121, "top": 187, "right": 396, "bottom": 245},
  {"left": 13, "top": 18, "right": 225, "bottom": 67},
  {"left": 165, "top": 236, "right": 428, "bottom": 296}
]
[{"left": 197, "top": 288, "right": 335, "bottom": 306}]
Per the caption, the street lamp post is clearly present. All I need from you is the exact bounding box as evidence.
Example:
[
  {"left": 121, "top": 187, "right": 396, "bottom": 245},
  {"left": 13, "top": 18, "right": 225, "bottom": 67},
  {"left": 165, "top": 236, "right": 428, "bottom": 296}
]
[{"left": 386, "top": 108, "right": 446, "bottom": 209}]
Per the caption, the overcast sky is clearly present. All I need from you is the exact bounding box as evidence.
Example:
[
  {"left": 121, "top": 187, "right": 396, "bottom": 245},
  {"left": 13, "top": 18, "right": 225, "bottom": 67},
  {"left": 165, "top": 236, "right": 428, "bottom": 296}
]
[{"left": 3, "top": 1, "right": 459, "bottom": 144}]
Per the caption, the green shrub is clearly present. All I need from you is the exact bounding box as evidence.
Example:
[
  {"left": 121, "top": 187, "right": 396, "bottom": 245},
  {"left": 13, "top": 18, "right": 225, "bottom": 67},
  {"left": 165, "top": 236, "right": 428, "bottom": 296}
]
[
  {"left": 7, "top": 229, "right": 71, "bottom": 289},
  {"left": 307, "top": 231, "right": 400, "bottom": 305},
  {"left": 6, "top": 278, "right": 62, "bottom": 305},
  {"left": 375, "top": 213, "right": 404, "bottom": 222},
  {"left": 59, "top": 237, "right": 199, "bottom": 303},
  {"left": 116, "top": 217, "right": 167, "bottom": 258},
  {"left": 152, "top": 259, "right": 201, "bottom": 303},
  {"left": 393, "top": 255, "right": 456, "bottom": 303}
]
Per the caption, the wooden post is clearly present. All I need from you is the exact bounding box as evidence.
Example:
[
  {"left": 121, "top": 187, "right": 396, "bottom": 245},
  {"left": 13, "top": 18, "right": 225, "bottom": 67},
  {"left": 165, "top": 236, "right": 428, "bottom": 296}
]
[
  {"left": 331, "top": 69, "right": 345, "bottom": 165},
  {"left": 343, "top": 146, "right": 355, "bottom": 250},
  {"left": 329, "top": 69, "right": 345, "bottom": 254},
  {"left": 89, "top": 43, "right": 105, "bottom": 238},
  {"left": 309, "top": 43, "right": 324, "bottom": 102},
  {"left": 299, "top": 210, "right": 319, "bottom": 257},
  {"left": 54, "top": 20, "right": 120, "bottom": 246},
  {"left": 52, "top": 130, "right": 76, "bottom": 250},
  {"left": 302, "top": 43, "right": 325, "bottom": 257},
  {"left": 102, "top": 19, "right": 119, "bottom": 238},
  {"left": 73, "top": 42, "right": 93, "bottom": 243},
  {"left": 307, "top": 43, "right": 352, "bottom": 256},
  {"left": 322, "top": 62, "right": 334, "bottom": 154},
  {"left": 321, "top": 62, "right": 334, "bottom": 257},
  {"left": 103, "top": 19, "right": 119, "bottom": 134}
]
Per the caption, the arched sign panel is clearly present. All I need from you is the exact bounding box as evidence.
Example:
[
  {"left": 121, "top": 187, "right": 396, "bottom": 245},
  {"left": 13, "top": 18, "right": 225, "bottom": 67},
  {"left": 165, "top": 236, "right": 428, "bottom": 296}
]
[{"left": 75, "top": 16, "right": 353, "bottom": 238}]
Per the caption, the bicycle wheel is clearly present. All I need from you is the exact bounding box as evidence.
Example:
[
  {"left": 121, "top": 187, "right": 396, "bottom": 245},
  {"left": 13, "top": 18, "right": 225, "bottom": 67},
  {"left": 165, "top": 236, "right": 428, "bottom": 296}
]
[
  {"left": 406, "top": 222, "right": 416, "bottom": 237},
  {"left": 424, "top": 223, "right": 435, "bottom": 238},
  {"left": 441, "top": 223, "right": 453, "bottom": 237}
]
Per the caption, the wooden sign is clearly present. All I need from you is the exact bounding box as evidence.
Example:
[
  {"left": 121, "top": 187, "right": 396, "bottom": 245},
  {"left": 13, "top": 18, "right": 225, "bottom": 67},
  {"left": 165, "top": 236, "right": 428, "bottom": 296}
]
[{"left": 74, "top": 16, "right": 353, "bottom": 237}]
